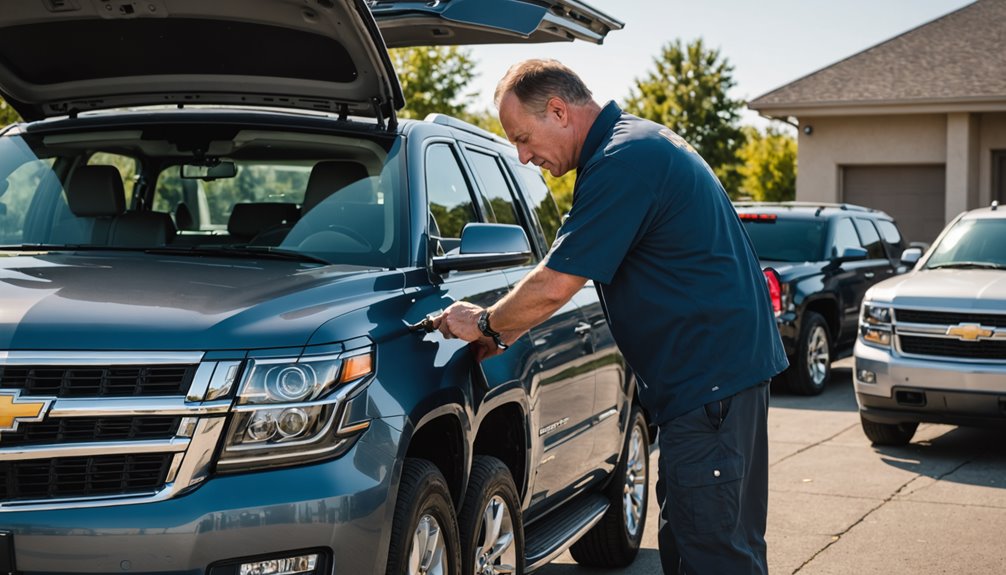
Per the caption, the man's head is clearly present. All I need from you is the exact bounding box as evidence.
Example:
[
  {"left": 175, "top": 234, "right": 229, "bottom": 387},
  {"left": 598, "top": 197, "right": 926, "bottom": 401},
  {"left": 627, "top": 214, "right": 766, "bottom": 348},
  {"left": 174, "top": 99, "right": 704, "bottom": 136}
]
[{"left": 495, "top": 59, "right": 598, "bottom": 177}]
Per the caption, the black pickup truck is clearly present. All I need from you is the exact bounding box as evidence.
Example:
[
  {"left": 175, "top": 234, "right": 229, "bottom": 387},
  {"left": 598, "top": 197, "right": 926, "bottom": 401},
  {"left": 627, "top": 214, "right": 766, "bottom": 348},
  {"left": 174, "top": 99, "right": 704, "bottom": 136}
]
[{"left": 735, "top": 202, "right": 910, "bottom": 395}]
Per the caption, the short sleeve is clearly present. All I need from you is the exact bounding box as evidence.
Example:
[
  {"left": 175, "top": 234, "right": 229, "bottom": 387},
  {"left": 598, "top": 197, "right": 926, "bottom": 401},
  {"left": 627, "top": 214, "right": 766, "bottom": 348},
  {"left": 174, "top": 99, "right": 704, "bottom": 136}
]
[{"left": 543, "top": 160, "right": 654, "bottom": 284}]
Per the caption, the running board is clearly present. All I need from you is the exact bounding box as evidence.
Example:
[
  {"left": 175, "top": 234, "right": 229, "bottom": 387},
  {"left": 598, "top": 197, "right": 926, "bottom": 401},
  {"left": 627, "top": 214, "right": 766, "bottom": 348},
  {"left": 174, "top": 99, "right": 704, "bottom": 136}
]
[{"left": 524, "top": 493, "right": 609, "bottom": 572}]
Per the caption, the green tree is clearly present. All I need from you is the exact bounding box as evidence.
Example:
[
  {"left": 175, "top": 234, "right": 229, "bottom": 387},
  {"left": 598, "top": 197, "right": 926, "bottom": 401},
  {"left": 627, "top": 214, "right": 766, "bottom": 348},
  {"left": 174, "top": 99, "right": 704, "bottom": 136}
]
[
  {"left": 0, "top": 97, "right": 21, "bottom": 127},
  {"left": 623, "top": 38, "right": 746, "bottom": 196},
  {"left": 737, "top": 125, "right": 797, "bottom": 202},
  {"left": 390, "top": 46, "right": 478, "bottom": 120}
]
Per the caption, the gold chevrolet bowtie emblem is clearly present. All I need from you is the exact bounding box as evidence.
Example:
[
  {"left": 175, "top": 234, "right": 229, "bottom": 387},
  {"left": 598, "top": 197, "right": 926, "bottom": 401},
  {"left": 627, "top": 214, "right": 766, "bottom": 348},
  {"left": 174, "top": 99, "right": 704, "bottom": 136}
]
[
  {"left": 946, "top": 323, "right": 993, "bottom": 341},
  {"left": 0, "top": 390, "right": 52, "bottom": 434}
]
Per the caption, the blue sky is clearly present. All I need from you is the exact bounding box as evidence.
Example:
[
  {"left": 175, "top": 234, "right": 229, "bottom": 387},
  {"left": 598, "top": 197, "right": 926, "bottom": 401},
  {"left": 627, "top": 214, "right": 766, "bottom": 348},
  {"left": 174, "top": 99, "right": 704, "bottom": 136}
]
[{"left": 464, "top": 0, "right": 974, "bottom": 127}]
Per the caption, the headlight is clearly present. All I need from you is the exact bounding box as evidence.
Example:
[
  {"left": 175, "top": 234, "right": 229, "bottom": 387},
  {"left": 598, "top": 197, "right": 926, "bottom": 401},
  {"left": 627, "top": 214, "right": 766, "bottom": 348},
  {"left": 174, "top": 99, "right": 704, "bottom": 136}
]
[
  {"left": 863, "top": 304, "right": 892, "bottom": 325},
  {"left": 860, "top": 304, "right": 893, "bottom": 347},
  {"left": 218, "top": 350, "right": 374, "bottom": 472}
]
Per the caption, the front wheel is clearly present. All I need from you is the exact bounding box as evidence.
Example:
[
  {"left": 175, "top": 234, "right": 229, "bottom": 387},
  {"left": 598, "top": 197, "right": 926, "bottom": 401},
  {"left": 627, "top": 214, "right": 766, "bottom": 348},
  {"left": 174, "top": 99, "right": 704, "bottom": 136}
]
[
  {"left": 860, "top": 414, "right": 918, "bottom": 446},
  {"left": 457, "top": 456, "right": 524, "bottom": 575},
  {"left": 386, "top": 458, "right": 462, "bottom": 575},
  {"left": 570, "top": 407, "right": 649, "bottom": 567},
  {"left": 784, "top": 311, "right": 831, "bottom": 395}
]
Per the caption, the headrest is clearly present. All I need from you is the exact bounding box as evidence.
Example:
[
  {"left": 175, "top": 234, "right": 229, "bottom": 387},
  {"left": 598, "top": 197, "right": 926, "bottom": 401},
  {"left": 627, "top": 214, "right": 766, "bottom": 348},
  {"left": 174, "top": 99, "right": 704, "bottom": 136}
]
[
  {"left": 67, "top": 165, "right": 126, "bottom": 217},
  {"left": 174, "top": 202, "right": 195, "bottom": 231},
  {"left": 227, "top": 203, "right": 300, "bottom": 239},
  {"left": 302, "top": 161, "right": 370, "bottom": 214}
]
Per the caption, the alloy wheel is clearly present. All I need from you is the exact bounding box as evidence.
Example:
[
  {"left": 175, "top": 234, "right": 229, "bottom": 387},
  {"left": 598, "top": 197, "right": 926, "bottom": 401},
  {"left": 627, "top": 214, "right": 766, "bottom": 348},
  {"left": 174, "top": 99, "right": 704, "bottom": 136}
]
[
  {"left": 623, "top": 425, "right": 647, "bottom": 538},
  {"left": 806, "top": 324, "right": 830, "bottom": 385},
  {"left": 474, "top": 495, "right": 517, "bottom": 575},
  {"left": 409, "top": 514, "right": 449, "bottom": 575}
]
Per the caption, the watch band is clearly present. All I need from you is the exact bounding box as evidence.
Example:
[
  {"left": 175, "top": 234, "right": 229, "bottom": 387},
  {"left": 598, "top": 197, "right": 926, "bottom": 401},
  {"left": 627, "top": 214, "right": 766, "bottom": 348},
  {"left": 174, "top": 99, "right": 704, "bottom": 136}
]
[{"left": 478, "top": 310, "right": 508, "bottom": 350}]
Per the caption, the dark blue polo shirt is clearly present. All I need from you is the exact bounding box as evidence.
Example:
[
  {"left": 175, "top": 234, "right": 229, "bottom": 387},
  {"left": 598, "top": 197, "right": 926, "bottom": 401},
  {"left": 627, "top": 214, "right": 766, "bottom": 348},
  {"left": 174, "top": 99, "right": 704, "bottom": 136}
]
[{"left": 543, "top": 101, "right": 788, "bottom": 425}]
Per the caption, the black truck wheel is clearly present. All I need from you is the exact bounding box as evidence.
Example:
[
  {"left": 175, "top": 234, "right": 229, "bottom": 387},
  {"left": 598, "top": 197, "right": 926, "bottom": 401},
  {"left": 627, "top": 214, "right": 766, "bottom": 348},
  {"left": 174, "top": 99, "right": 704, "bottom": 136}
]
[
  {"left": 860, "top": 414, "right": 918, "bottom": 446},
  {"left": 784, "top": 311, "right": 831, "bottom": 395},
  {"left": 570, "top": 407, "right": 649, "bottom": 567},
  {"left": 457, "top": 455, "right": 524, "bottom": 575},
  {"left": 386, "top": 458, "right": 461, "bottom": 575}
]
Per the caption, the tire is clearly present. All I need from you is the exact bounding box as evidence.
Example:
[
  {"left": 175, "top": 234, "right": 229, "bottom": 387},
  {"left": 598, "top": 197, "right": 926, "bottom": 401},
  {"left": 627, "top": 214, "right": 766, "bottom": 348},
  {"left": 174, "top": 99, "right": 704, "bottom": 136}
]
[
  {"left": 860, "top": 414, "right": 918, "bottom": 446},
  {"left": 784, "top": 311, "right": 831, "bottom": 395},
  {"left": 570, "top": 407, "right": 649, "bottom": 568},
  {"left": 386, "top": 458, "right": 462, "bottom": 575},
  {"left": 457, "top": 456, "right": 524, "bottom": 575}
]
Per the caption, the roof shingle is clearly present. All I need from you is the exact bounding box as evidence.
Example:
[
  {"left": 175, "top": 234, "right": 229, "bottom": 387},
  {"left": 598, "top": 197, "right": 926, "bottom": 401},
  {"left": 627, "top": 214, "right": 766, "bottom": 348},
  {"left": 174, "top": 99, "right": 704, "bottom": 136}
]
[{"left": 749, "top": 0, "right": 1006, "bottom": 110}]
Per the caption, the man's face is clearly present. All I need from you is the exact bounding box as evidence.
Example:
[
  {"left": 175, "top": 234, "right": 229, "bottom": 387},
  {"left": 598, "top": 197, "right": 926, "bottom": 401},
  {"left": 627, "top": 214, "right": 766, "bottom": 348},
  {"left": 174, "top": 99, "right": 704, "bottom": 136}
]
[{"left": 499, "top": 92, "right": 574, "bottom": 177}]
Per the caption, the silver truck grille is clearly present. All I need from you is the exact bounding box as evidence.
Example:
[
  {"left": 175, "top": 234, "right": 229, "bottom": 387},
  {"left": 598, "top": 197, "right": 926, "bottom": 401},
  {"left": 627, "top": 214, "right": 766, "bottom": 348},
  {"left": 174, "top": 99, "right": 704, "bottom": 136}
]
[
  {"left": 0, "top": 352, "right": 238, "bottom": 510},
  {"left": 893, "top": 309, "right": 1006, "bottom": 362}
]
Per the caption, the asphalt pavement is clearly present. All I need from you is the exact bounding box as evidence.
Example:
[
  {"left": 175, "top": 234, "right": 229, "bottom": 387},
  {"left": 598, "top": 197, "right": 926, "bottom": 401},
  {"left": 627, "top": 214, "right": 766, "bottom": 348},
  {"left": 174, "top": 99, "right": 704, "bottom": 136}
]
[{"left": 539, "top": 358, "right": 1006, "bottom": 574}]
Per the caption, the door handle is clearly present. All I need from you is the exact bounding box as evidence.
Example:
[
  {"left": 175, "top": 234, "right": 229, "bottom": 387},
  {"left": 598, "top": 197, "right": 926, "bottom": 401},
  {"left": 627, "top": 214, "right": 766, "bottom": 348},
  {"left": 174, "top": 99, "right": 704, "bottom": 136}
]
[{"left": 574, "top": 322, "right": 592, "bottom": 336}]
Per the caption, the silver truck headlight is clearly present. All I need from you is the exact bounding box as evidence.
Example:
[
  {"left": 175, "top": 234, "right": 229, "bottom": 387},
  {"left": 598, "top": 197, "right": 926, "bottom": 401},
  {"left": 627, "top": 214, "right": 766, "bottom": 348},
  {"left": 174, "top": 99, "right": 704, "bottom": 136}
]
[
  {"left": 217, "top": 350, "right": 374, "bottom": 472},
  {"left": 860, "top": 304, "right": 893, "bottom": 347}
]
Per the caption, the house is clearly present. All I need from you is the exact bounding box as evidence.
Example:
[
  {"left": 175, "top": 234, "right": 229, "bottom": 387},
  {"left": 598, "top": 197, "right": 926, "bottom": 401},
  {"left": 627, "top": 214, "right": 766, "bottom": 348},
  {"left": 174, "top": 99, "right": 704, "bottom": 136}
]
[{"left": 749, "top": 0, "right": 1006, "bottom": 244}]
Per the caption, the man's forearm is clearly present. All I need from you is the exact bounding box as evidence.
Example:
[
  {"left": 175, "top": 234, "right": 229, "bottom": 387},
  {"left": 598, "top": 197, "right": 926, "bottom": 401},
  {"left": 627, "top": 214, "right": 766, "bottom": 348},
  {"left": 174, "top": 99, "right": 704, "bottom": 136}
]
[{"left": 487, "top": 262, "right": 587, "bottom": 336}]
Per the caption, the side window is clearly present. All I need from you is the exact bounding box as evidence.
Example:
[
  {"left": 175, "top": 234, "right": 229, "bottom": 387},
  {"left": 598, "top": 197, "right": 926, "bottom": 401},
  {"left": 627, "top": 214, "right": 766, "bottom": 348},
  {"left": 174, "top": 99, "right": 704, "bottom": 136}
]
[
  {"left": 853, "top": 218, "right": 886, "bottom": 259},
  {"left": 831, "top": 218, "right": 861, "bottom": 258},
  {"left": 88, "top": 152, "right": 138, "bottom": 207},
  {"left": 465, "top": 150, "right": 521, "bottom": 226},
  {"left": 515, "top": 165, "right": 563, "bottom": 247},
  {"left": 425, "top": 144, "right": 479, "bottom": 242},
  {"left": 875, "top": 219, "right": 905, "bottom": 257}
]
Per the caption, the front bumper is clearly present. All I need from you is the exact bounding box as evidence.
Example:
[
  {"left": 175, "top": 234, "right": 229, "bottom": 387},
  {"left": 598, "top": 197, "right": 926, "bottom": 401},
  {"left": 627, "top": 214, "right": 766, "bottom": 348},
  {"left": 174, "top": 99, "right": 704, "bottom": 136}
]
[
  {"left": 854, "top": 341, "right": 1006, "bottom": 427},
  {"left": 2, "top": 419, "right": 400, "bottom": 575}
]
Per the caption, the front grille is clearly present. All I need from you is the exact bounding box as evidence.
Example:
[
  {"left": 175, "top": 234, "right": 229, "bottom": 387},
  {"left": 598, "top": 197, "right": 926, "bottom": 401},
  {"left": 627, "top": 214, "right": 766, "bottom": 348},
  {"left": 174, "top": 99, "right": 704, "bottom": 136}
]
[
  {"left": 895, "top": 309, "right": 1006, "bottom": 328},
  {"left": 0, "top": 453, "right": 174, "bottom": 501},
  {"left": 0, "top": 365, "right": 194, "bottom": 397},
  {"left": 899, "top": 335, "right": 1006, "bottom": 360},
  {"left": 0, "top": 416, "right": 181, "bottom": 448}
]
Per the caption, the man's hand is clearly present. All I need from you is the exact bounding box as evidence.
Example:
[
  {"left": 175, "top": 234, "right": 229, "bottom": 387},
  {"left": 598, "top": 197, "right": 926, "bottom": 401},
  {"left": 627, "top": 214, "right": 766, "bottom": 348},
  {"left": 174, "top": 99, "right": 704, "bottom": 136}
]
[
  {"left": 431, "top": 301, "right": 484, "bottom": 342},
  {"left": 470, "top": 336, "right": 505, "bottom": 362}
]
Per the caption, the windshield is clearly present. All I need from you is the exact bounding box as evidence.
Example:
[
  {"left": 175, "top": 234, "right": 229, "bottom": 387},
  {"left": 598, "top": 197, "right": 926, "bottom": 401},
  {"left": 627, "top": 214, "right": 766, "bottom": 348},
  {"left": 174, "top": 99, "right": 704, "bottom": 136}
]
[
  {"left": 741, "top": 218, "right": 826, "bottom": 262},
  {"left": 0, "top": 126, "right": 407, "bottom": 268},
  {"left": 925, "top": 218, "right": 1006, "bottom": 269}
]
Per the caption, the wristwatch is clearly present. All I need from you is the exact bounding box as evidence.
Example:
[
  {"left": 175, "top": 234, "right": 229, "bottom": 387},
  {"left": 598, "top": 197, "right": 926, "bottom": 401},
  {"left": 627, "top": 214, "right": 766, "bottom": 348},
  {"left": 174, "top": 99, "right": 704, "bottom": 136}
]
[{"left": 478, "top": 310, "right": 509, "bottom": 350}]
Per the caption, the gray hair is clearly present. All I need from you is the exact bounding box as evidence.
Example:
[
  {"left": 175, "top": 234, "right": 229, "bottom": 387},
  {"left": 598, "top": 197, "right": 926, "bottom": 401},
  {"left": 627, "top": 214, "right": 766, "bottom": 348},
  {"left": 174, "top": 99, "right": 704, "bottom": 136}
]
[{"left": 494, "top": 59, "right": 593, "bottom": 114}]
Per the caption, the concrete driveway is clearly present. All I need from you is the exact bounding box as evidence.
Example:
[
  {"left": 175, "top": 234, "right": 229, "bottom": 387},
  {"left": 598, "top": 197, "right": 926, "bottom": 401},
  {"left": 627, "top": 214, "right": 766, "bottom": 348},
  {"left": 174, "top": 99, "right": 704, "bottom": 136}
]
[{"left": 539, "top": 358, "right": 1006, "bottom": 574}]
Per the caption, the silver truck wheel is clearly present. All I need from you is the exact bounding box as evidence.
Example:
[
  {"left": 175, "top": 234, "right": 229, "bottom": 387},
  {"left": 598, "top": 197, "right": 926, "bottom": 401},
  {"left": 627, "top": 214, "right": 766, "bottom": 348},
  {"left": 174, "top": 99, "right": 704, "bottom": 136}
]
[
  {"left": 459, "top": 456, "right": 524, "bottom": 575},
  {"left": 386, "top": 458, "right": 461, "bottom": 575}
]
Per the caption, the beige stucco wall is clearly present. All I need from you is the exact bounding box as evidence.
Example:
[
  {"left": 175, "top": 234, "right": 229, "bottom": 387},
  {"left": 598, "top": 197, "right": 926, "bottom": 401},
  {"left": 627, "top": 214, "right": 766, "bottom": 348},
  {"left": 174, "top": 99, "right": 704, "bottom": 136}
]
[
  {"left": 795, "top": 114, "right": 947, "bottom": 204},
  {"left": 795, "top": 112, "right": 1006, "bottom": 225},
  {"left": 978, "top": 112, "right": 1006, "bottom": 205}
]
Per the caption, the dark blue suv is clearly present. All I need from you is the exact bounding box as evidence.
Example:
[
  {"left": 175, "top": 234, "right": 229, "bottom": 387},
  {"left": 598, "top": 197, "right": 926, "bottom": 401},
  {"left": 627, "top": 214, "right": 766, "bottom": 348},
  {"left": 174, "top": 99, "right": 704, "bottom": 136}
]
[{"left": 0, "top": 2, "right": 647, "bottom": 574}]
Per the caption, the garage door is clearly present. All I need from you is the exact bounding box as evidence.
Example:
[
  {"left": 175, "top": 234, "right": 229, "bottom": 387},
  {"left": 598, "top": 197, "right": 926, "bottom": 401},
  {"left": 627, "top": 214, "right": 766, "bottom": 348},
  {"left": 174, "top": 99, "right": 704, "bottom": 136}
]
[{"left": 842, "top": 165, "right": 945, "bottom": 245}]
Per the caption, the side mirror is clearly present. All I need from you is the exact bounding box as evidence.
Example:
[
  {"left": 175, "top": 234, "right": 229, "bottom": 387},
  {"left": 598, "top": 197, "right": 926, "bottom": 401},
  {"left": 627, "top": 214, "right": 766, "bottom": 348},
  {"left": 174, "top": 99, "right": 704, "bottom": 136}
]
[
  {"left": 899, "top": 247, "right": 923, "bottom": 266},
  {"left": 838, "top": 247, "right": 868, "bottom": 262},
  {"left": 181, "top": 161, "right": 237, "bottom": 180},
  {"left": 432, "top": 223, "right": 532, "bottom": 273}
]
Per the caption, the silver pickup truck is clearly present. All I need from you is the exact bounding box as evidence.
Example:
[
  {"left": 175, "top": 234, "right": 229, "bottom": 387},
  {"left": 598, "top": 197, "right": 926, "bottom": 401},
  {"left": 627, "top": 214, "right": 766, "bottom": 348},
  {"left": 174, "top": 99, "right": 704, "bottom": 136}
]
[{"left": 854, "top": 203, "right": 1006, "bottom": 445}]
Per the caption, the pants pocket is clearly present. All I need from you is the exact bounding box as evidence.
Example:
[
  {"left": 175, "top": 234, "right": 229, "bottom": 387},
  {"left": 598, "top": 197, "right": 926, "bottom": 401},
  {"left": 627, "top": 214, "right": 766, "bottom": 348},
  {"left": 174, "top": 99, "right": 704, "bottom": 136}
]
[{"left": 672, "top": 456, "right": 744, "bottom": 534}]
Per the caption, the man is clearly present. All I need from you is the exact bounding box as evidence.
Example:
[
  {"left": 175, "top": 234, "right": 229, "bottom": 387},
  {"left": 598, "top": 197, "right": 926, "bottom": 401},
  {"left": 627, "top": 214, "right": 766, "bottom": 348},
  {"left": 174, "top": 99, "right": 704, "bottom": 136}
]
[{"left": 433, "top": 59, "right": 788, "bottom": 574}]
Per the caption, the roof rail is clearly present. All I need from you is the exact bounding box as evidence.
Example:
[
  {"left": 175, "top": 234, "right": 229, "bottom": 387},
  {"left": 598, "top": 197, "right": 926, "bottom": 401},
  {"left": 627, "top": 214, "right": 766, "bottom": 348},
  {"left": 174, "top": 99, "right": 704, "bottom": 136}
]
[
  {"left": 733, "top": 200, "right": 877, "bottom": 213},
  {"left": 424, "top": 113, "right": 510, "bottom": 146}
]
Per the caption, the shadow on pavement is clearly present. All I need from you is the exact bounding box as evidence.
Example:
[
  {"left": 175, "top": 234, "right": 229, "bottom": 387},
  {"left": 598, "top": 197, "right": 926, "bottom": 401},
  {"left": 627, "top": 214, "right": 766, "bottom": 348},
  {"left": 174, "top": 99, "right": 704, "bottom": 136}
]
[
  {"left": 768, "top": 364, "right": 858, "bottom": 413},
  {"left": 875, "top": 425, "right": 1006, "bottom": 489},
  {"left": 534, "top": 548, "right": 662, "bottom": 574}
]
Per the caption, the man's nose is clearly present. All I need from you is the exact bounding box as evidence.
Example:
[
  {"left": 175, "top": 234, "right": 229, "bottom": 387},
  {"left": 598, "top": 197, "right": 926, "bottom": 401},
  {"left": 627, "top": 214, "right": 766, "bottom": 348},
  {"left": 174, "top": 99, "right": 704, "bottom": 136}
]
[{"left": 517, "top": 146, "right": 533, "bottom": 165}]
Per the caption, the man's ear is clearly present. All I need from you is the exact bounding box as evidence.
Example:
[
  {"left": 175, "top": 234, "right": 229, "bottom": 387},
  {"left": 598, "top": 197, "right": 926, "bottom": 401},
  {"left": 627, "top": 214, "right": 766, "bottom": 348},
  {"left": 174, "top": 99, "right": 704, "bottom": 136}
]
[{"left": 546, "top": 97, "right": 569, "bottom": 127}]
